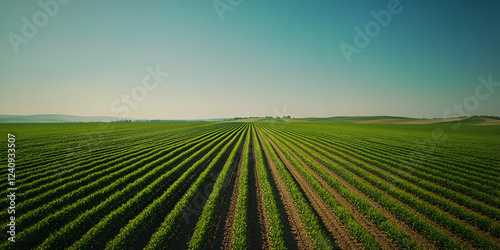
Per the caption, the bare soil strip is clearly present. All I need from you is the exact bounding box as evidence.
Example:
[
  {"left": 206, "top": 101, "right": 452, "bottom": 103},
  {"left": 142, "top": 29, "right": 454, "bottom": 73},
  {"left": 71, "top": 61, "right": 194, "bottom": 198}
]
[
  {"left": 246, "top": 136, "right": 264, "bottom": 250},
  {"left": 257, "top": 133, "right": 314, "bottom": 250},
  {"left": 221, "top": 137, "right": 245, "bottom": 249},
  {"left": 210, "top": 142, "right": 244, "bottom": 249},
  {"left": 476, "top": 118, "right": 500, "bottom": 125},
  {"left": 254, "top": 145, "right": 272, "bottom": 250}
]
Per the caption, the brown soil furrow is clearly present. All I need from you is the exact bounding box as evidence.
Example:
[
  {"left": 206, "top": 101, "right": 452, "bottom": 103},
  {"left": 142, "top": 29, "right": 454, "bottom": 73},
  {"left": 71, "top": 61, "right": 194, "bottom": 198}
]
[
  {"left": 221, "top": 139, "right": 245, "bottom": 249},
  {"left": 253, "top": 136, "right": 272, "bottom": 250},
  {"left": 210, "top": 135, "right": 246, "bottom": 249},
  {"left": 247, "top": 134, "right": 265, "bottom": 250},
  {"left": 257, "top": 132, "right": 314, "bottom": 250},
  {"left": 285, "top": 136, "right": 436, "bottom": 249},
  {"left": 297, "top": 138, "right": 475, "bottom": 249},
  {"left": 315, "top": 139, "right": 500, "bottom": 245}
]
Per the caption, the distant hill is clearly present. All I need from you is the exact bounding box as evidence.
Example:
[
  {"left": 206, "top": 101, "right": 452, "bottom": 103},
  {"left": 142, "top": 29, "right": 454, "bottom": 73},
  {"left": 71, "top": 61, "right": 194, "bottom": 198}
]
[
  {"left": 436, "top": 116, "right": 500, "bottom": 126},
  {"left": 0, "top": 114, "right": 121, "bottom": 123},
  {"left": 0, "top": 114, "right": 228, "bottom": 123},
  {"left": 2, "top": 114, "right": 499, "bottom": 125},
  {"left": 228, "top": 117, "right": 263, "bottom": 122},
  {"left": 286, "top": 116, "right": 500, "bottom": 125},
  {"left": 289, "top": 116, "right": 415, "bottom": 124}
]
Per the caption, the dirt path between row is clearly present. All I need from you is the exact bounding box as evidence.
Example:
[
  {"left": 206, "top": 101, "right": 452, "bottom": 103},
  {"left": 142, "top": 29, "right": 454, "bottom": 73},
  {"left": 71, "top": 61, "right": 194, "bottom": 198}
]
[
  {"left": 246, "top": 135, "right": 264, "bottom": 250},
  {"left": 211, "top": 136, "right": 245, "bottom": 249},
  {"left": 254, "top": 143, "right": 272, "bottom": 250},
  {"left": 257, "top": 132, "right": 314, "bottom": 250},
  {"left": 221, "top": 135, "right": 246, "bottom": 249}
]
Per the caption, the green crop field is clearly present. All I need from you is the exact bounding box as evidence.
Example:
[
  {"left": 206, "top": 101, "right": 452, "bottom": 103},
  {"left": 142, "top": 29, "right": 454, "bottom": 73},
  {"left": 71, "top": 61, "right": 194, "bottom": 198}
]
[{"left": 0, "top": 121, "right": 499, "bottom": 249}]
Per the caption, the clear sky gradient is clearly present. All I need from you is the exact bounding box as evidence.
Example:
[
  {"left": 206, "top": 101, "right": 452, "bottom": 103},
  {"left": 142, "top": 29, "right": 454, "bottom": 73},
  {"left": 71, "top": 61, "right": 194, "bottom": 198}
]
[{"left": 1, "top": 0, "right": 499, "bottom": 119}]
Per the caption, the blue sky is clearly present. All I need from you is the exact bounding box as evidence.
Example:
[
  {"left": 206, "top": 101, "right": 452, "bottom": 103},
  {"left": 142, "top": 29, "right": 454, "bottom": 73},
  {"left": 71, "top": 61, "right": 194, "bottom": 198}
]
[{"left": 1, "top": 0, "right": 499, "bottom": 119}]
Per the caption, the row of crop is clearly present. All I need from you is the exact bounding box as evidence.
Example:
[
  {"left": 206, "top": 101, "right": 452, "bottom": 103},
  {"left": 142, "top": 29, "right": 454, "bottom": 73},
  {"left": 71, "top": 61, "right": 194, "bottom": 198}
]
[
  {"left": 0, "top": 138, "right": 170, "bottom": 207},
  {"left": 261, "top": 127, "right": 418, "bottom": 249},
  {"left": 39, "top": 125, "right": 244, "bottom": 249},
  {"left": 256, "top": 128, "right": 334, "bottom": 249},
  {"left": 285, "top": 125, "right": 498, "bottom": 196},
  {"left": 359, "top": 134, "right": 499, "bottom": 180},
  {"left": 2, "top": 124, "right": 240, "bottom": 245},
  {"left": 311, "top": 133, "right": 500, "bottom": 221},
  {"left": 187, "top": 126, "right": 250, "bottom": 248},
  {"left": 11, "top": 123, "right": 237, "bottom": 214},
  {"left": 0, "top": 125, "right": 245, "bottom": 249},
  {"left": 286, "top": 127, "right": 500, "bottom": 219},
  {"left": 231, "top": 128, "right": 251, "bottom": 249},
  {"left": 3, "top": 123, "right": 204, "bottom": 186},
  {"left": 11, "top": 125, "right": 162, "bottom": 175},
  {"left": 248, "top": 125, "right": 286, "bottom": 249},
  {"left": 264, "top": 125, "right": 464, "bottom": 249},
  {"left": 10, "top": 121, "right": 222, "bottom": 179},
  {"left": 0, "top": 138, "right": 128, "bottom": 191},
  {"left": 351, "top": 136, "right": 499, "bottom": 188},
  {"left": 347, "top": 129, "right": 499, "bottom": 173},
  {"left": 8, "top": 134, "right": 125, "bottom": 174},
  {"left": 277, "top": 126, "right": 500, "bottom": 230},
  {"left": 61, "top": 125, "right": 244, "bottom": 250},
  {"left": 327, "top": 132, "right": 498, "bottom": 197},
  {"left": 308, "top": 131, "right": 500, "bottom": 239},
  {"left": 0, "top": 133, "right": 188, "bottom": 225},
  {"left": 290, "top": 130, "right": 500, "bottom": 241},
  {"left": 117, "top": 126, "right": 244, "bottom": 250},
  {"left": 258, "top": 127, "right": 383, "bottom": 249},
  {"left": 12, "top": 145, "right": 126, "bottom": 182},
  {"left": 1, "top": 144, "right": 170, "bottom": 237},
  {"left": 10, "top": 122, "right": 224, "bottom": 177},
  {"left": 326, "top": 126, "right": 500, "bottom": 181},
  {"left": 288, "top": 123, "right": 499, "bottom": 179},
  {"left": 273, "top": 126, "right": 498, "bottom": 249},
  {"left": 13, "top": 134, "right": 132, "bottom": 174}
]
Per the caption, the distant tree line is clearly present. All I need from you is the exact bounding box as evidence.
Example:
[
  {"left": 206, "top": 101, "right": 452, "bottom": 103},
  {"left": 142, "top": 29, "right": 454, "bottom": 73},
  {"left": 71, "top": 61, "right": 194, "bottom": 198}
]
[{"left": 232, "top": 115, "right": 293, "bottom": 121}]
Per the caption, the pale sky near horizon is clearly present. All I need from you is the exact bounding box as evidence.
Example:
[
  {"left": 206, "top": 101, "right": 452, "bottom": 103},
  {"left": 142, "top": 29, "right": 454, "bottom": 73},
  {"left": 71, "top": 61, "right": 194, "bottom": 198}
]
[{"left": 1, "top": 0, "right": 499, "bottom": 119}]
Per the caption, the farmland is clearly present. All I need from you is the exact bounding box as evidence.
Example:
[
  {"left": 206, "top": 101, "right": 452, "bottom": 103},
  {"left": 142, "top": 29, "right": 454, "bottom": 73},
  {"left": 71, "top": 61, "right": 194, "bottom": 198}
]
[{"left": 0, "top": 121, "right": 499, "bottom": 249}]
